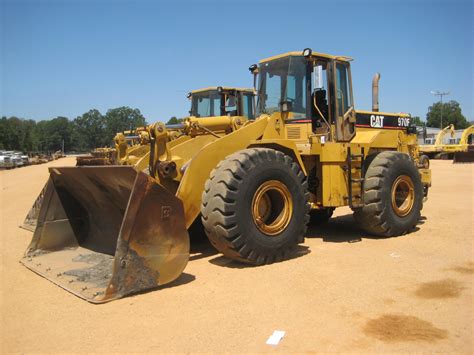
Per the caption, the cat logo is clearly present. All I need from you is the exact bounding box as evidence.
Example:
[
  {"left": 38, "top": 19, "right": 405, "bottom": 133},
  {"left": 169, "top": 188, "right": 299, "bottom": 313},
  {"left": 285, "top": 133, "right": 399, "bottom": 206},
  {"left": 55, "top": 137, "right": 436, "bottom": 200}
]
[
  {"left": 161, "top": 206, "right": 172, "bottom": 219},
  {"left": 370, "top": 115, "right": 384, "bottom": 128}
]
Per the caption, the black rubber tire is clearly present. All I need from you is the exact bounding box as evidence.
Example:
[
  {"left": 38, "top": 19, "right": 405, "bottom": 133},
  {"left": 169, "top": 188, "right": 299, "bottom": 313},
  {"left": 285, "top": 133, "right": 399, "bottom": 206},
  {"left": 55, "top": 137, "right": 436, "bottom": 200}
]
[
  {"left": 309, "top": 208, "right": 334, "bottom": 225},
  {"left": 201, "top": 148, "right": 310, "bottom": 265},
  {"left": 354, "top": 151, "right": 423, "bottom": 237},
  {"left": 419, "top": 155, "right": 430, "bottom": 169}
]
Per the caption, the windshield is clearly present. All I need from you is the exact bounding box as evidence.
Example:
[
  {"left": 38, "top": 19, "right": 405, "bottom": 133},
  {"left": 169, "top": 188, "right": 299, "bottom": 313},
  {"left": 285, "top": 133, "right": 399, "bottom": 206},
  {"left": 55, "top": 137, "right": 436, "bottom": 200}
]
[
  {"left": 257, "top": 56, "right": 308, "bottom": 118},
  {"left": 191, "top": 91, "right": 222, "bottom": 117}
]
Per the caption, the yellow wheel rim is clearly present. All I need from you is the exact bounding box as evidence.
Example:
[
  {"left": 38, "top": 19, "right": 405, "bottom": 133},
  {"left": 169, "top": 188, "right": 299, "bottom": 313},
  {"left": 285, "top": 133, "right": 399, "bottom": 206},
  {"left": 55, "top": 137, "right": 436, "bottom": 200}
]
[
  {"left": 391, "top": 175, "right": 415, "bottom": 217},
  {"left": 251, "top": 180, "right": 293, "bottom": 236}
]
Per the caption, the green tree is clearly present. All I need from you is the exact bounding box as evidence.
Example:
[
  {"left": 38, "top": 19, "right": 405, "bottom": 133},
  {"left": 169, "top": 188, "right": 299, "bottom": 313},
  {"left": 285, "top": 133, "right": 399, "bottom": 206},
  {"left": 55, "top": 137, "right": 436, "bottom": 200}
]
[
  {"left": 104, "top": 107, "right": 146, "bottom": 140},
  {"left": 73, "top": 109, "right": 107, "bottom": 150},
  {"left": 0, "top": 117, "right": 7, "bottom": 149},
  {"left": 411, "top": 116, "right": 424, "bottom": 126},
  {"left": 35, "top": 117, "right": 73, "bottom": 152},
  {"left": 166, "top": 116, "right": 184, "bottom": 124},
  {"left": 22, "top": 119, "right": 38, "bottom": 151},
  {"left": 426, "top": 100, "right": 469, "bottom": 129},
  {"left": 167, "top": 116, "right": 178, "bottom": 124},
  {"left": 0, "top": 116, "right": 38, "bottom": 151}
]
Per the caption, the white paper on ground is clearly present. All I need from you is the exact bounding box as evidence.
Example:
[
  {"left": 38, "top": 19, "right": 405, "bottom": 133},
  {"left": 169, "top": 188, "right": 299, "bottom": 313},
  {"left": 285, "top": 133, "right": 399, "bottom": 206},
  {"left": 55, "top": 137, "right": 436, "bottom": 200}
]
[{"left": 266, "top": 330, "right": 286, "bottom": 345}]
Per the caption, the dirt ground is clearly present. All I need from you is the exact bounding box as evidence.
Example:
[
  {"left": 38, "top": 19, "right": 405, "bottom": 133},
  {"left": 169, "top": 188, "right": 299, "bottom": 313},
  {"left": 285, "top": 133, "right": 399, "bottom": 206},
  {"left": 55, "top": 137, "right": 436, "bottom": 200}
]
[{"left": 1, "top": 158, "right": 472, "bottom": 353}]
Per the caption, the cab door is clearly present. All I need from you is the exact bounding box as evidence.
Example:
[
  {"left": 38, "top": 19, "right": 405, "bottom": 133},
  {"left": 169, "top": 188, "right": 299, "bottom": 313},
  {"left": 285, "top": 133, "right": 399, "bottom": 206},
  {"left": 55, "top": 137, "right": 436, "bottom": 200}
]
[{"left": 334, "top": 61, "right": 356, "bottom": 142}]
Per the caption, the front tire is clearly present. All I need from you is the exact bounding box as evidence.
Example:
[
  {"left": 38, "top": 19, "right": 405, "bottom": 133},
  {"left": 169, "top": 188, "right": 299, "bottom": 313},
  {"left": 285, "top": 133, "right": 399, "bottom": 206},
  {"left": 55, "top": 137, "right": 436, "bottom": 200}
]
[
  {"left": 419, "top": 154, "right": 430, "bottom": 169},
  {"left": 354, "top": 151, "right": 423, "bottom": 236},
  {"left": 201, "top": 148, "right": 310, "bottom": 265}
]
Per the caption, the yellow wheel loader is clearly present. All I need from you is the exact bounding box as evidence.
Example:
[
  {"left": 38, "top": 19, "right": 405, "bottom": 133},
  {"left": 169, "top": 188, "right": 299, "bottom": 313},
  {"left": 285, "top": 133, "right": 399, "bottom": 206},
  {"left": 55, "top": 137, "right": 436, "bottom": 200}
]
[
  {"left": 21, "top": 49, "right": 431, "bottom": 303},
  {"left": 113, "top": 86, "right": 256, "bottom": 170},
  {"left": 113, "top": 127, "right": 150, "bottom": 167}
]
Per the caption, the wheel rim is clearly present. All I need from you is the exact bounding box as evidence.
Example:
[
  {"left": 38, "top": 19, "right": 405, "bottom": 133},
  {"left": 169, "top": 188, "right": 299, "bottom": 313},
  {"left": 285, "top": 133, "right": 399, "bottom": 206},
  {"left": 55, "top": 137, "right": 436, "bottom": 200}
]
[
  {"left": 391, "top": 175, "right": 415, "bottom": 217},
  {"left": 252, "top": 180, "right": 293, "bottom": 236}
]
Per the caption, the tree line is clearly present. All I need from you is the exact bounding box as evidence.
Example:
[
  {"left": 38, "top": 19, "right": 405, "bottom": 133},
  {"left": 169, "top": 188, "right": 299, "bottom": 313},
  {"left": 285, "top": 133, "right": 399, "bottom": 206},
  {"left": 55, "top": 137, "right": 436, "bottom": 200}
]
[
  {"left": 0, "top": 100, "right": 470, "bottom": 153},
  {"left": 0, "top": 107, "right": 146, "bottom": 153}
]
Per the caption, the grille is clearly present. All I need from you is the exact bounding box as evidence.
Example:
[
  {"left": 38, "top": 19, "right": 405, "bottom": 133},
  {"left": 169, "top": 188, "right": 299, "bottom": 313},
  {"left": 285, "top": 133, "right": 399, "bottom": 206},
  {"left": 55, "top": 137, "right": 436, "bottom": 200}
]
[{"left": 286, "top": 126, "right": 301, "bottom": 140}]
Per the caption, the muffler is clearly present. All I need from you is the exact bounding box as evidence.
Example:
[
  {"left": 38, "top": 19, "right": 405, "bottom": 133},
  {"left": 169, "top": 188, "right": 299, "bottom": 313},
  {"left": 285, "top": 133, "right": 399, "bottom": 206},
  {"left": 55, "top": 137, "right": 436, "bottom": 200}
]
[
  {"left": 21, "top": 166, "right": 189, "bottom": 303},
  {"left": 372, "top": 73, "right": 381, "bottom": 112}
]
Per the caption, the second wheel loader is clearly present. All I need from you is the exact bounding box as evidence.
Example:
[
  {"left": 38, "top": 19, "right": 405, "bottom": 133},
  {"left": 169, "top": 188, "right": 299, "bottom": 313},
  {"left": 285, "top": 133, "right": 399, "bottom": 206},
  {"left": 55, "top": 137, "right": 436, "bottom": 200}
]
[
  {"left": 22, "top": 49, "right": 431, "bottom": 303},
  {"left": 112, "top": 86, "right": 256, "bottom": 170}
]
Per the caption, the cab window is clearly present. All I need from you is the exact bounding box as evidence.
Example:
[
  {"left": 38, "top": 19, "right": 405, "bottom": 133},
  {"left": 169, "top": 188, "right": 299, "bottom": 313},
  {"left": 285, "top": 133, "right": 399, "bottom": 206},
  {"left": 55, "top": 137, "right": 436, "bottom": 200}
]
[
  {"left": 242, "top": 94, "right": 255, "bottom": 119},
  {"left": 311, "top": 62, "right": 330, "bottom": 122},
  {"left": 336, "top": 63, "right": 352, "bottom": 116}
]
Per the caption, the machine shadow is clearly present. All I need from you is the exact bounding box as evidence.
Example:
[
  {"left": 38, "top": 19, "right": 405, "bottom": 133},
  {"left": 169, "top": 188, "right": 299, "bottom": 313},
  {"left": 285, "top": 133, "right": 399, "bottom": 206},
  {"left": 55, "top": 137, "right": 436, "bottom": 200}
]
[
  {"left": 126, "top": 272, "right": 196, "bottom": 301},
  {"left": 184, "top": 211, "right": 427, "bottom": 269},
  {"left": 208, "top": 245, "right": 310, "bottom": 269},
  {"left": 189, "top": 238, "right": 218, "bottom": 261},
  {"left": 306, "top": 213, "right": 426, "bottom": 242}
]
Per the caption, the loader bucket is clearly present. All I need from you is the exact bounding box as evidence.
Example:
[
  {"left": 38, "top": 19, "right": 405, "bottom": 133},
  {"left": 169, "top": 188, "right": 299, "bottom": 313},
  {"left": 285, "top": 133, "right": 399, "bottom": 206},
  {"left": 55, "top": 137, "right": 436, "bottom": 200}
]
[
  {"left": 21, "top": 166, "right": 190, "bottom": 303},
  {"left": 453, "top": 149, "right": 474, "bottom": 163},
  {"left": 21, "top": 182, "right": 48, "bottom": 231}
]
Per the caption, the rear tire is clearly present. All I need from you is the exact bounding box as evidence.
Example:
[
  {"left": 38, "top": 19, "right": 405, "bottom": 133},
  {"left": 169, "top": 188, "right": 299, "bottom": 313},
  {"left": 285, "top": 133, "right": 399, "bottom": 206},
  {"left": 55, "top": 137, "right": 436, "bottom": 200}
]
[
  {"left": 354, "top": 151, "right": 423, "bottom": 236},
  {"left": 201, "top": 148, "right": 310, "bottom": 265}
]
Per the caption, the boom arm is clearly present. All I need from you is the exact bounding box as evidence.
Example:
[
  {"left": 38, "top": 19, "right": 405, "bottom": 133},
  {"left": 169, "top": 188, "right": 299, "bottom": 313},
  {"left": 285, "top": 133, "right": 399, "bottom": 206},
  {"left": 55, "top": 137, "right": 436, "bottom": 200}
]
[
  {"left": 459, "top": 125, "right": 474, "bottom": 145},
  {"left": 434, "top": 124, "right": 455, "bottom": 146}
]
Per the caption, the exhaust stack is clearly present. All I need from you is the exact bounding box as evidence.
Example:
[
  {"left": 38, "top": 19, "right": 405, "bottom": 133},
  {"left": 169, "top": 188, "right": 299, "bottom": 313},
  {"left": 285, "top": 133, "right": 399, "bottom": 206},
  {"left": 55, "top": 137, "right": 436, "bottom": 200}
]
[{"left": 372, "top": 73, "right": 381, "bottom": 112}]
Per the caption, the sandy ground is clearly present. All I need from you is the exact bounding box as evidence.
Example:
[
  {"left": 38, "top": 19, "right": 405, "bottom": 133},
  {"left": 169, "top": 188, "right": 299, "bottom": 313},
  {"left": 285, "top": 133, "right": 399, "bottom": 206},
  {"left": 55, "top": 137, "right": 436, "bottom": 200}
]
[{"left": 0, "top": 158, "right": 473, "bottom": 353}]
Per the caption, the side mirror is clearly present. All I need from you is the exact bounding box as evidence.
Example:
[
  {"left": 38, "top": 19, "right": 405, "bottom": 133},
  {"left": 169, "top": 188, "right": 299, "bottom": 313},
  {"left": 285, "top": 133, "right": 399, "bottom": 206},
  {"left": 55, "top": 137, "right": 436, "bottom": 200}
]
[{"left": 280, "top": 100, "right": 292, "bottom": 113}]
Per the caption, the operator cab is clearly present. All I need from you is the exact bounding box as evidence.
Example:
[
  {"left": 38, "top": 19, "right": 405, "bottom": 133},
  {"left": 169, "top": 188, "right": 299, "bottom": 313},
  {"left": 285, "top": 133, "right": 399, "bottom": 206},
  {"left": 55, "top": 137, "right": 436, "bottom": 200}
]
[
  {"left": 251, "top": 49, "right": 356, "bottom": 142},
  {"left": 188, "top": 87, "right": 255, "bottom": 120}
]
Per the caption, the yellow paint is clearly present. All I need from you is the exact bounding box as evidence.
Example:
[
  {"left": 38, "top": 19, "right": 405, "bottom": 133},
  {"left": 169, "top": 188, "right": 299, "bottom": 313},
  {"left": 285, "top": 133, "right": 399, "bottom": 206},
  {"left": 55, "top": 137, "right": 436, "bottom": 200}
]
[
  {"left": 191, "top": 86, "right": 255, "bottom": 94},
  {"left": 259, "top": 51, "right": 351, "bottom": 63},
  {"left": 176, "top": 118, "right": 269, "bottom": 228}
]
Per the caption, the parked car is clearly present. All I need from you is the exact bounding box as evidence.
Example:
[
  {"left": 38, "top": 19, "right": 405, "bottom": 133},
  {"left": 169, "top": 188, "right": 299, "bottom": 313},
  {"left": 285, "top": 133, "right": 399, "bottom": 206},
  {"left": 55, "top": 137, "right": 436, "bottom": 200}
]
[{"left": 0, "top": 155, "right": 14, "bottom": 169}]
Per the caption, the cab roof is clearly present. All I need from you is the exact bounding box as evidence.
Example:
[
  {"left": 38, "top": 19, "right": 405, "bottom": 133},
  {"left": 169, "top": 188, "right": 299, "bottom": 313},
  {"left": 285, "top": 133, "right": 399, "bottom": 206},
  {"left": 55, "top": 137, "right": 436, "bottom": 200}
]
[
  {"left": 191, "top": 87, "right": 255, "bottom": 94},
  {"left": 259, "top": 51, "right": 353, "bottom": 63}
]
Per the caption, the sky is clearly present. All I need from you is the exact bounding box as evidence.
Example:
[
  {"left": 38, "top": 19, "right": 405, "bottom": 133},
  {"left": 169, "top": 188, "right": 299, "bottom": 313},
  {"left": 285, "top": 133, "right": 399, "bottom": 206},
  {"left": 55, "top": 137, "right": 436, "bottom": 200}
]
[{"left": 1, "top": 0, "right": 473, "bottom": 123}]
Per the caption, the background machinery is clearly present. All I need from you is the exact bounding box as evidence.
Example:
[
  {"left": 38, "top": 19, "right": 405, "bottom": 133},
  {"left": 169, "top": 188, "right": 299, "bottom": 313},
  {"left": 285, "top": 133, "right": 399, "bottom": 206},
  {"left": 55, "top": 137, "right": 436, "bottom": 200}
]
[
  {"left": 419, "top": 124, "right": 474, "bottom": 163},
  {"left": 445, "top": 125, "right": 474, "bottom": 163},
  {"left": 109, "top": 86, "right": 256, "bottom": 169},
  {"left": 22, "top": 49, "right": 431, "bottom": 302},
  {"left": 419, "top": 124, "right": 455, "bottom": 163}
]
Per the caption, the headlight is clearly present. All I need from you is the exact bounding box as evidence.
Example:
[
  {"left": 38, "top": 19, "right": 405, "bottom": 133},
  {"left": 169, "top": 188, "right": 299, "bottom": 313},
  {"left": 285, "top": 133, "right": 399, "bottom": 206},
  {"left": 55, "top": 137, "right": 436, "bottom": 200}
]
[{"left": 303, "top": 48, "right": 312, "bottom": 58}]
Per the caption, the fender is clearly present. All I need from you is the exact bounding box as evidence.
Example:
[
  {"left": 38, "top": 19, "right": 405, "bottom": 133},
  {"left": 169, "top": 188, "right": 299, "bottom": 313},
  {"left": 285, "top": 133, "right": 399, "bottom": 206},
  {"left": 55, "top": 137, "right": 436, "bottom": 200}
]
[{"left": 176, "top": 117, "right": 269, "bottom": 228}]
